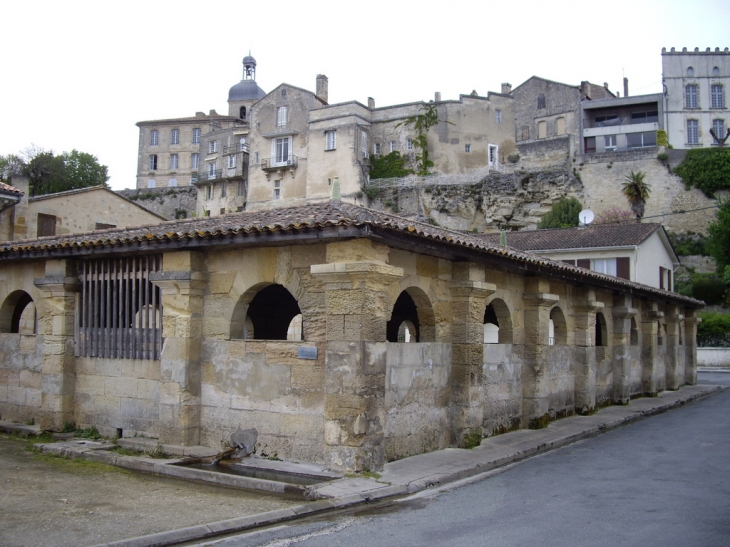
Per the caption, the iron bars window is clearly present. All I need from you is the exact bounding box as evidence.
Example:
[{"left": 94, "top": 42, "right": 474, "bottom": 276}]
[{"left": 75, "top": 255, "right": 163, "bottom": 360}]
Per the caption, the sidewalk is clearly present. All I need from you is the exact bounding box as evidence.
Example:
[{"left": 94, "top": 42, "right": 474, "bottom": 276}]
[{"left": 2, "top": 383, "right": 723, "bottom": 547}]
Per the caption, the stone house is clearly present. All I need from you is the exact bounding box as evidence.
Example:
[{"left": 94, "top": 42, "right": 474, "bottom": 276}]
[
  {"left": 0, "top": 176, "right": 164, "bottom": 241},
  {"left": 512, "top": 77, "right": 615, "bottom": 166},
  {"left": 0, "top": 201, "right": 701, "bottom": 471},
  {"left": 662, "top": 47, "right": 730, "bottom": 148}
]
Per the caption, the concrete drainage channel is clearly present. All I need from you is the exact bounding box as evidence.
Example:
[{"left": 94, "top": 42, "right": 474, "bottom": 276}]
[{"left": 33, "top": 438, "right": 343, "bottom": 500}]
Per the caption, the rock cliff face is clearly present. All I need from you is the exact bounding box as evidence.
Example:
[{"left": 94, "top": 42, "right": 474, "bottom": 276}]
[{"left": 367, "top": 168, "right": 583, "bottom": 232}]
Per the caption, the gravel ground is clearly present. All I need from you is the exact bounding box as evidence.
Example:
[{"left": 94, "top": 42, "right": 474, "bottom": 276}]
[{"left": 0, "top": 434, "right": 301, "bottom": 547}]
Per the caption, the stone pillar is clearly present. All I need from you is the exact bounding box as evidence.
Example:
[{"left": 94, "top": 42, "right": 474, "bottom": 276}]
[
  {"left": 611, "top": 295, "right": 637, "bottom": 404},
  {"left": 449, "top": 262, "right": 495, "bottom": 445},
  {"left": 150, "top": 251, "right": 207, "bottom": 446},
  {"left": 521, "top": 278, "right": 559, "bottom": 428},
  {"left": 664, "top": 306, "right": 683, "bottom": 390},
  {"left": 311, "top": 247, "right": 403, "bottom": 472},
  {"left": 34, "top": 259, "right": 79, "bottom": 430},
  {"left": 572, "top": 291, "right": 604, "bottom": 415},
  {"left": 684, "top": 310, "right": 700, "bottom": 386},
  {"left": 641, "top": 303, "right": 663, "bottom": 396}
]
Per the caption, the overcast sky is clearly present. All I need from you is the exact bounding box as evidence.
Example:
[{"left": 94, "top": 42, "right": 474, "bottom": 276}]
[{"left": 2, "top": 0, "right": 729, "bottom": 190}]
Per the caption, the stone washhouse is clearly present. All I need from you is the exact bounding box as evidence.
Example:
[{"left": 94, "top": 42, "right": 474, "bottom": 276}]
[{"left": 0, "top": 203, "right": 702, "bottom": 471}]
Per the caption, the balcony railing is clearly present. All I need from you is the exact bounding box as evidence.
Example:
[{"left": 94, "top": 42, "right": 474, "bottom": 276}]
[
  {"left": 583, "top": 115, "right": 659, "bottom": 129},
  {"left": 192, "top": 170, "right": 222, "bottom": 183},
  {"left": 223, "top": 143, "right": 249, "bottom": 155},
  {"left": 260, "top": 156, "right": 298, "bottom": 170}
]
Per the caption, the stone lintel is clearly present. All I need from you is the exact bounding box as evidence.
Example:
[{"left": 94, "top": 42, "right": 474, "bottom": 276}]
[
  {"left": 643, "top": 310, "right": 664, "bottom": 320},
  {"left": 574, "top": 300, "right": 605, "bottom": 314},
  {"left": 311, "top": 261, "right": 404, "bottom": 287},
  {"left": 612, "top": 306, "right": 638, "bottom": 319},
  {"left": 664, "top": 313, "right": 684, "bottom": 323},
  {"left": 33, "top": 276, "right": 80, "bottom": 294},
  {"left": 449, "top": 280, "right": 496, "bottom": 299},
  {"left": 522, "top": 292, "right": 559, "bottom": 307},
  {"left": 149, "top": 271, "right": 209, "bottom": 294}
]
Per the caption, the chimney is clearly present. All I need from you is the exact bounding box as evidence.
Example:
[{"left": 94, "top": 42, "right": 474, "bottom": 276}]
[
  {"left": 603, "top": 82, "right": 609, "bottom": 91},
  {"left": 623, "top": 77, "right": 629, "bottom": 97},
  {"left": 368, "top": 97, "right": 375, "bottom": 109},
  {"left": 209, "top": 109, "right": 218, "bottom": 116},
  {"left": 501, "top": 83, "right": 512, "bottom": 94},
  {"left": 316, "top": 74, "right": 328, "bottom": 103},
  {"left": 435, "top": 92, "right": 441, "bottom": 102}
]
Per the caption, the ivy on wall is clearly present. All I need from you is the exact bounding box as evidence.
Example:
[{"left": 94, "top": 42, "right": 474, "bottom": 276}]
[
  {"left": 369, "top": 151, "right": 413, "bottom": 179},
  {"left": 674, "top": 148, "right": 730, "bottom": 198}
]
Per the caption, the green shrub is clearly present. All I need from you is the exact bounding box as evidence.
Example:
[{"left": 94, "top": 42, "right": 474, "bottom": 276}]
[
  {"left": 674, "top": 148, "right": 730, "bottom": 197},
  {"left": 697, "top": 312, "right": 730, "bottom": 347},
  {"left": 656, "top": 130, "right": 669, "bottom": 147},
  {"left": 668, "top": 233, "right": 708, "bottom": 256},
  {"left": 369, "top": 151, "right": 413, "bottom": 179},
  {"left": 538, "top": 197, "right": 582, "bottom": 229}
]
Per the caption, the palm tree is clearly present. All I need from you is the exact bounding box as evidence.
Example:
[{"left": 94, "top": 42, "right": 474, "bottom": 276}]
[{"left": 622, "top": 171, "right": 651, "bottom": 220}]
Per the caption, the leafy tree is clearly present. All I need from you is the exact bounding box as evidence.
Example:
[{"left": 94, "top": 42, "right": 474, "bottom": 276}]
[
  {"left": 369, "top": 151, "right": 413, "bottom": 179},
  {"left": 706, "top": 199, "right": 730, "bottom": 272},
  {"left": 62, "top": 150, "right": 109, "bottom": 190},
  {"left": 537, "top": 197, "right": 582, "bottom": 229},
  {"left": 621, "top": 170, "right": 651, "bottom": 220},
  {"left": 674, "top": 147, "right": 730, "bottom": 198},
  {"left": 0, "top": 145, "right": 109, "bottom": 195},
  {"left": 697, "top": 311, "right": 730, "bottom": 347}
]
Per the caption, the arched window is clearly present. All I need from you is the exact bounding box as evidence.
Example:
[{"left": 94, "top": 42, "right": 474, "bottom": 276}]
[
  {"left": 386, "top": 288, "right": 435, "bottom": 343},
  {"left": 230, "top": 284, "right": 302, "bottom": 340},
  {"left": 713, "top": 66, "right": 720, "bottom": 76},
  {"left": 550, "top": 307, "right": 567, "bottom": 346},
  {"left": 168, "top": 178, "right": 178, "bottom": 187},
  {"left": 687, "top": 66, "right": 694, "bottom": 77},
  {"left": 484, "top": 298, "right": 513, "bottom": 344},
  {"left": 147, "top": 179, "right": 156, "bottom": 188},
  {"left": 239, "top": 106, "right": 247, "bottom": 119},
  {"left": 0, "top": 291, "right": 37, "bottom": 334},
  {"left": 595, "top": 313, "right": 608, "bottom": 347}
]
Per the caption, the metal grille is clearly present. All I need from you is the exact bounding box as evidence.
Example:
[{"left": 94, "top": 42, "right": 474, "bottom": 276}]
[{"left": 75, "top": 256, "right": 163, "bottom": 360}]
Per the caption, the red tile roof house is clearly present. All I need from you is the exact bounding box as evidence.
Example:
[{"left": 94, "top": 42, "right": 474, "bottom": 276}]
[{"left": 0, "top": 202, "right": 702, "bottom": 471}]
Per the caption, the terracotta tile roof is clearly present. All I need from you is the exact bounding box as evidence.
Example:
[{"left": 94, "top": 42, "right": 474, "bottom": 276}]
[
  {"left": 0, "top": 181, "right": 23, "bottom": 196},
  {"left": 0, "top": 202, "right": 702, "bottom": 307},
  {"left": 478, "top": 223, "right": 663, "bottom": 251}
]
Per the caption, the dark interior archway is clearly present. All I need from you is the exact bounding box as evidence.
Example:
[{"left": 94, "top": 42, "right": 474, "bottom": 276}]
[
  {"left": 246, "top": 284, "right": 302, "bottom": 340},
  {"left": 387, "top": 291, "right": 420, "bottom": 342}
]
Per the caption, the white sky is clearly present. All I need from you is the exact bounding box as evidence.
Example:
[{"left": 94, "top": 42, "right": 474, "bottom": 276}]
[{"left": 1, "top": 0, "right": 729, "bottom": 190}]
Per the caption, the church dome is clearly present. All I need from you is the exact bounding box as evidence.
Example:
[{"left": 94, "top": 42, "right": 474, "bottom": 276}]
[{"left": 228, "top": 79, "right": 266, "bottom": 102}]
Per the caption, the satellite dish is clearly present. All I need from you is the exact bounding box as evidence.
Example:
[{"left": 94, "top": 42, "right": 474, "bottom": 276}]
[{"left": 579, "top": 209, "right": 594, "bottom": 226}]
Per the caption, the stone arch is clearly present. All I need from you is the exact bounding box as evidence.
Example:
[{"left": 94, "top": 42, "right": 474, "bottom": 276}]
[
  {"left": 595, "top": 312, "right": 608, "bottom": 347},
  {"left": 230, "top": 283, "right": 302, "bottom": 340},
  {"left": 386, "top": 287, "right": 435, "bottom": 343},
  {"left": 549, "top": 306, "right": 567, "bottom": 345},
  {"left": 484, "top": 297, "right": 513, "bottom": 344},
  {"left": 0, "top": 290, "right": 37, "bottom": 334}
]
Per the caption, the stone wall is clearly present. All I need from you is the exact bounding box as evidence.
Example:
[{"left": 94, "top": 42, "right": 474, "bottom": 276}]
[
  {"left": 75, "top": 357, "right": 160, "bottom": 438},
  {"left": 199, "top": 339, "right": 325, "bottom": 463},
  {"left": 383, "top": 342, "right": 451, "bottom": 461},
  {"left": 117, "top": 187, "right": 198, "bottom": 221},
  {"left": 482, "top": 343, "right": 523, "bottom": 436},
  {"left": 0, "top": 334, "right": 43, "bottom": 424}
]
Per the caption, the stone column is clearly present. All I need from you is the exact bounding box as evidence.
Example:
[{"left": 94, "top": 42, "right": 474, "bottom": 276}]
[
  {"left": 572, "top": 292, "right": 604, "bottom": 415},
  {"left": 521, "top": 278, "right": 559, "bottom": 429},
  {"left": 664, "top": 306, "right": 683, "bottom": 390},
  {"left": 611, "top": 295, "right": 637, "bottom": 404},
  {"left": 34, "top": 259, "right": 79, "bottom": 430},
  {"left": 150, "top": 251, "right": 207, "bottom": 446},
  {"left": 684, "top": 311, "right": 700, "bottom": 386},
  {"left": 449, "top": 262, "right": 495, "bottom": 445},
  {"left": 641, "top": 303, "right": 663, "bottom": 397},
  {"left": 312, "top": 250, "right": 403, "bottom": 472}
]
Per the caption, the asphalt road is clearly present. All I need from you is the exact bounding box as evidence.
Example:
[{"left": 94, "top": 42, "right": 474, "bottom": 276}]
[{"left": 197, "top": 372, "right": 730, "bottom": 547}]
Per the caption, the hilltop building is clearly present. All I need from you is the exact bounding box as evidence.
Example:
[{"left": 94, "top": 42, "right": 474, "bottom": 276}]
[{"left": 662, "top": 47, "right": 730, "bottom": 149}]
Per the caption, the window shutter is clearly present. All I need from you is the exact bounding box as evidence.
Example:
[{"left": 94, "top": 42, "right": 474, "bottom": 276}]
[
  {"left": 37, "top": 214, "right": 56, "bottom": 237},
  {"left": 668, "top": 270, "right": 672, "bottom": 291},
  {"left": 577, "top": 259, "right": 590, "bottom": 269},
  {"left": 659, "top": 267, "right": 665, "bottom": 289},
  {"left": 616, "top": 257, "right": 630, "bottom": 280}
]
